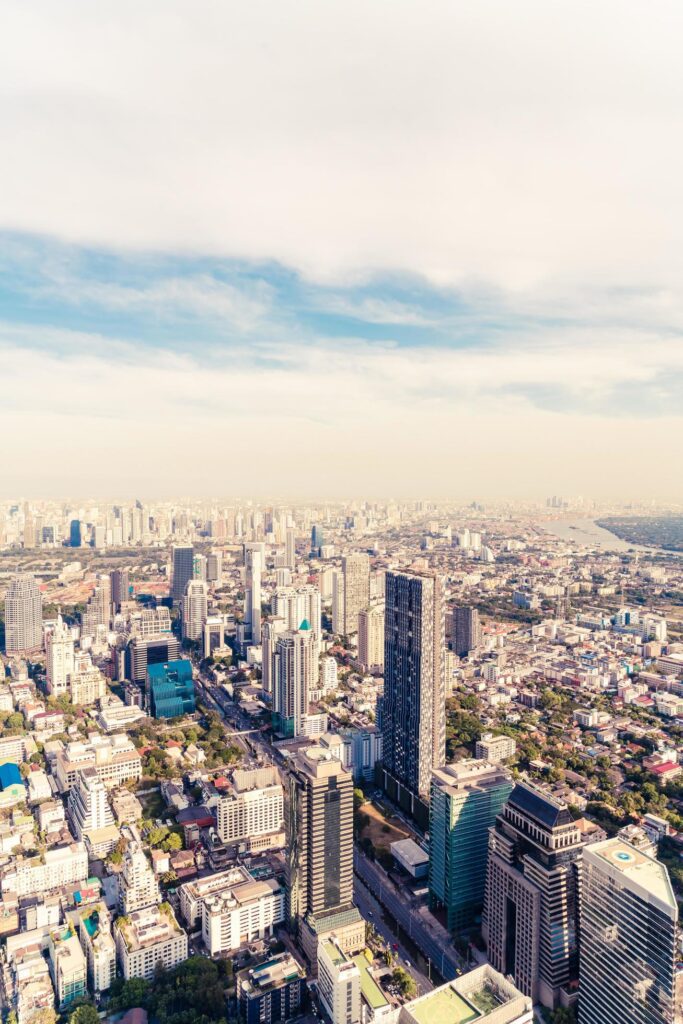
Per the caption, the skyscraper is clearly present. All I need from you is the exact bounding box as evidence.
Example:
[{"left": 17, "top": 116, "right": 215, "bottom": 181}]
[
  {"left": 244, "top": 542, "right": 264, "bottom": 644},
  {"left": 262, "top": 618, "right": 287, "bottom": 695},
  {"left": 483, "top": 782, "right": 583, "bottom": 1009},
  {"left": 273, "top": 584, "right": 322, "bottom": 661},
  {"left": 81, "top": 575, "right": 112, "bottom": 637},
  {"left": 340, "top": 554, "right": 370, "bottom": 637},
  {"left": 69, "top": 520, "right": 82, "bottom": 547},
  {"left": 273, "top": 625, "right": 316, "bottom": 737},
  {"left": 429, "top": 760, "right": 512, "bottom": 931},
  {"left": 182, "top": 579, "right": 208, "bottom": 642},
  {"left": 452, "top": 605, "right": 481, "bottom": 658},
  {"left": 357, "top": 604, "right": 384, "bottom": 672},
  {"left": 110, "top": 569, "right": 129, "bottom": 612},
  {"left": 380, "top": 570, "right": 445, "bottom": 810},
  {"left": 171, "top": 545, "right": 194, "bottom": 605},
  {"left": 285, "top": 743, "right": 361, "bottom": 965},
  {"left": 4, "top": 573, "right": 42, "bottom": 655},
  {"left": 285, "top": 528, "right": 296, "bottom": 569},
  {"left": 311, "top": 524, "right": 324, "bottom": 555},
  {"left": 579, "top": 838, "right": 679, "bottom": 1024}
]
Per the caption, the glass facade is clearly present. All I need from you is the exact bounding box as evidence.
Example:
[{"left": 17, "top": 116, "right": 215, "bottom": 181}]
[{"left": 146, "top": 659, "right": 196, "bottom": 718}]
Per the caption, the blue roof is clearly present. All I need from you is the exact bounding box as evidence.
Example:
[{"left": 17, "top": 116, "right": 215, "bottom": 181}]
[
  {"left": 0, "top": 763, "right": 22, "bottom": 790},
  {"left": 147, "top": 659, "right": 192, "bottom": 680}
]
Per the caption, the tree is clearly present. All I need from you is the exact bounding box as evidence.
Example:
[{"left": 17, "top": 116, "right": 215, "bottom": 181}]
[
  {"left": 162, "top": 832, "right": 182, "bottom": 853},
  {"left": 391, "top": 967, "right": 416, "bottom": 998},
  {"left": 69, "top": 1005, "right": 100, "bottom": 1024},
  {"left": 5, "top": 712, "right": 24, "bottom": 731},
  {"left": 29, "top": 1010, "right": 58, "bottom": 1024}
]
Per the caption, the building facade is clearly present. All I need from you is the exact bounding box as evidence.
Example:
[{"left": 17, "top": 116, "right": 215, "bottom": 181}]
[{"left": 4, "top": 574, "right": 42, "bottom": 655}]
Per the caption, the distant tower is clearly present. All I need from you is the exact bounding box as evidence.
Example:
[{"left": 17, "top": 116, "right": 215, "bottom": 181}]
[
  {"left": 171, "top": 546, "right": 194, "bottom": 605},
  {"left": 46, "top": 617, "right": 75, "bottom": 695},
  {"left": 358, "top": 604, "right": 385, "bottom": 672},
  {"left": 110, "top": 569, "right": 130, "bottom": 613},
  {"left": 340, "top": 553, "right": 370, "bottom": 637},
  {"left": 311, "top": 524, "right": 324, "bottom": 556},
  {"left": 70, "top": 520, "right": 82, "bottom": 547},
  {"left": 182, "top": 579, "right": 208, "bottom": 642},
  {"left": 380, "top": 570, "right": 445, "bottom": 808},
  {"left": 244, "top": 543, "right": 264, "bottom": 644},
  {"left": 452, "top": 606, "right": 481, "bottom": 657},
  {"left": 272, "top": 624, "right": 316, "bottom": 737},
  {"left": 4, "top": 573, "right": 43, "bottom": 655},
  {"left": 285, "top": 528, "right": 296, "bottom": 569}
]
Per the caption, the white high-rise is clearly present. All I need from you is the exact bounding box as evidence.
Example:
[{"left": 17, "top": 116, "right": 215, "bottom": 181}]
[
  {"left": 118, "top": 840, "right": 160, "bottom": 914},
  {"left": 285, "top": 528, "right": 296, "bottom": 569},
  {"left": 262, "top": 618, "right": 287, "bottom": 695},
  {"left": 217, "top": 767, "right": 284, "bottom": 846},
  {"left": 4, "top": 573, "right": 42, "bottom": 655},
  {"left": 244, "top": 543, "right": 264, "bottom": 644},
  {"left": 358, "top": 604, "right": 385, "bottom": 672},
  {"left": 46, "top": 616, "right": 75, "bottom": 695},
  {"left": 182, "top": 579, "right": 208, "bottom": 641},
  {"left": 273, "top": 626, "right": 316, "bottom": 737}
]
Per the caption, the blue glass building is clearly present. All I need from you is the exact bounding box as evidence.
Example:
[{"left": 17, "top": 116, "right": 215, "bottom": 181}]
[{"left": 146, "top": 660, "right": 195, "bottom": 719}]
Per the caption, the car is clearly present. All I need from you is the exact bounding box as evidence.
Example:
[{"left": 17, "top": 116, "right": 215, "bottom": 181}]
[
  {"left": 392, "top": 943, "right": 399, "bottom": 951},
  {"left": 404, "top": 960, "right": 411, "bottom": 968}
]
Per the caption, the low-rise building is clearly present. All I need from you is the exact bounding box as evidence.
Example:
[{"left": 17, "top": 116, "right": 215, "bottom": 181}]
[
  {"left": 475, "top": 733, "right": 517, "bottom": 762},
  {"left": 1, "top": 841, "right": 88, "bottom": 899},
  {"left": 54, "top": 734, "right": 142, "bottom": 792},
  {"left": 179, "top": 865, "right": 285, "bottom": 956},
  {"left": 318, "top": 936, "right": 361, "bottom": 1024},
  {"left": 399, "top": 965, "right": 532, "bottom": 1024}
]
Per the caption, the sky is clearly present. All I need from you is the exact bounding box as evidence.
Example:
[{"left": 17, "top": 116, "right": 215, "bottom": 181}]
[{"left": 2, "top": 0, "right": 683, "bottom": 501}]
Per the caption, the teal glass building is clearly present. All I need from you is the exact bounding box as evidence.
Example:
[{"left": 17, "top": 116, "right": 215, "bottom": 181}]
[{"left": 146, "top": 659, "right": 195, "bottom": 718}]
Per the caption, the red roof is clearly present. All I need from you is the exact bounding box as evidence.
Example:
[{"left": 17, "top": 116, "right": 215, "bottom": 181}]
[{"left": 649, "top": 761, "right": 680, "bottom": 774}]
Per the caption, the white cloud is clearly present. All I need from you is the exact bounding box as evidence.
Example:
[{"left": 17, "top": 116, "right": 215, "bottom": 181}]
[{"left": 2, "top": 0, "right": 683, "bottom": 296}]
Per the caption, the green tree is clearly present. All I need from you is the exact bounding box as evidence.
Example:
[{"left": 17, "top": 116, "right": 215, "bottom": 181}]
[{"left": 69, "top": 1005, "right": 100, "bottom": 1024}]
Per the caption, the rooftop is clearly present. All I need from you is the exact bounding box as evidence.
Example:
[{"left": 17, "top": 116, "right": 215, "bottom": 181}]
[
  {"left": 239, "top": 953, "right": 305, "bottom": 995},
  {"left": 587, "top": 838, "right": 677, "bottom": 915}
]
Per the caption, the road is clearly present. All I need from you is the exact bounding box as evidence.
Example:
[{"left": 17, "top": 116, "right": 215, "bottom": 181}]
[
  {"left": 354, "top": 851, "right": 465, "bottom": 982},
  {"left": 354, "top": 871, "right": 432, "bottom": 996}
]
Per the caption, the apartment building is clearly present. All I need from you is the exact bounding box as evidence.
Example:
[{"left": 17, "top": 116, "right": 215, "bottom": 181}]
[
  {"left": 179, "top": 866, "right": 285, "bottom": 956},
  {"left": 115, "top": 904, "right": 188, "bottom": 980},
  {"left": 1, "top": 841, "right": 88, "bottom": 899},
  {"left": 216, "top": 766, "right": 284, "bottom": 850},
  {"left": 78, "top": 903, "right": 116, "bottom": 994},
  {"left": 54, "top": 734, "right": 142, "bottom": 792}
]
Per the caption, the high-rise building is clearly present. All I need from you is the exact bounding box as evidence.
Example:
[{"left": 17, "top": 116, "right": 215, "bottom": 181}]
[
  {"left": 146, "top": 660, "right": 196, "bottom": 719},
  {"left": 4, "top": 573, "right": 42, "bottom": 655},
  {"left": 358, "top": 604, "right": 385, "bottom": 672},
  {"left": 216, "top": 767, "right": 284, "bottom": 849},
  {"left": 429, "top": 761, "right": 513, "bottom": 931},
  {"left": 46, "top": 617, "right": 75, "bottom": 695},
  {"left": 483, "top": 782, "right": 583, "bottom": 1009},
  {"left": 273, "top": 584, "right": 322, "bottom": 663},
  {"left": 118, "top": 840, "right": 160, "bottom": 914},
  {"left": 171, "top": 545, "right": 194, "bottom": 605},
  {"left": 81, "top": 575, "right": 112, "bottom": 637},
  {"left": 206, "top": 551, "right": 222, "bottom": 582},
  {"left": 110, "top": 569, "right": 129, "bottom": 612},
  {"left": 67, "top": 767, "right": 117, "bottom": 857},
  {"left": 311, "top": 524, "right": 324, "bottom": 555},
  {"left": 340, "top": 554, "right": 370, "bottom": 637},
  {"left": 380, "top": 570, "right": 445, "bottom": 809},
  {"left": 285, "top": 528, "right": 296, "bottom": 569},
  {"left": 182, "top": 578, "right": 208, "bottom": 641},
  {"left": 69, "top": 520, "right": 82, "bottom": 547},
  {"left": 126, "top": 632, "right": 181, "bottom": 684},
  {"left": 273, "top": 626, "right": 316, "bottom": 737},
  {"left": 285, "top": 743, "right": 361, "bottom": 965},
  {"left": 579, "top": 838, "right": 679, "bottom": 1024},
  {"left": 77, "top": 902, "right": 116, "bottom": 994},
  {"left": 453, "top": 606, "right": 481, "bottom": 657},
  {"left": 262, "top": 618, "right": 287, "bottom": 695},
  {"left": 244, "top": 542, "right": 264, "bottom": 644}
]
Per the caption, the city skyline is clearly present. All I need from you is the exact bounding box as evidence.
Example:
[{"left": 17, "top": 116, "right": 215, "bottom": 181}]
[{"left": 4, "top": 2, "right": 683, "bottom": 497}]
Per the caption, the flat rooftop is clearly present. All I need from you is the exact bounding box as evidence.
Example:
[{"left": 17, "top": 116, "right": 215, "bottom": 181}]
[
  {"left": 408, "top": 985, "right": 480, "bottom": 1024},
  {"left": 352, "top": 954, "right": 388, "bottom": 1011},
  {"left": 588, "top": 838, "right": 677, "bottom": 914}
]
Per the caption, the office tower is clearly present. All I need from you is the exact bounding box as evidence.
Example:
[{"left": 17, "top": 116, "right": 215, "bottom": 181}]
[
  {"left": 46, "top": 617, "right": 75, "bottom": 695},
  {"left": 110, "top": 569, "right": 129, "bottom": 612},
  {"left": 182, "top": 578, "right": 208, "bottom": 641},
  {"left": 429, "top": 761, "right": 513, "bottom": 931},
  {"left": 285, "top": 743, "right": 361, "bottom": 965},
  {"left": 206, "top": 551, "right": 222, "bottom": 582},
  {"left": 340, "top": 554, "right": 370, "bottom": 637},
  {"left": 244, "top": 542, "right": 264, "bottom": 644},
  {"left": 146, "top": 660, "right": 196, "bottom": 718},
  {"left": 285, "top": 528, "right": 296, "bottom": 569},
  {"left": 358, "top": 604, "right": 385, "bottom": 672},
  {"left": 317, "top": 936, "right": 361, "bottom": 1024},
  {"left": 4, "top": 573, "right": 42, "bottom": 655},
  {"left": 262, "top": 618, "right": 287, "bottom": 695},
  {"left": 579, "top": 839, "right": 679, "bottom": 1024},
  {"left": 272, "top": 626, "right": 316, "bottom": 737},
  {"left": 453, "top": 606, "right": 481, "bottom": 657},
  {"left": 70, "top": 519, "right": 82, "bottom": 547},
  {"left": 118, "top": 840, "right": 161, "bottom": 914},
  {"left": 311, "top": 524, "right": 324, "bottom": 555},
  {"left": 483, "top": 782, "right": 583, "bottom": 1008},
  {"left": 171, "top": 545, "right": 194, "bottom": 604},
  {"left": 203, "top": 615, "right": 227, "bottom": 658},
  {"left": 217, "top": 766, "right": 284, "bottom": 847},
  {"left": 126, "top": 632, "right": 181, "bottom": 683},
  {"left": 380, "top": 570, "right": 445, "bottom": 808}
]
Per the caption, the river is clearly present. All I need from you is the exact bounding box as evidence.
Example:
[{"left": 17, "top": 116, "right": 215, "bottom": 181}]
[{"left": 541, "top": 517, "right": 635, "bottom": 551}]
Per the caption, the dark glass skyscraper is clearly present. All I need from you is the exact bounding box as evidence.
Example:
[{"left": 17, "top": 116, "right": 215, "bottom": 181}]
[
  {"left": 70, "top": 519, "right": 82, "bottom": 547},
  {"left": 171, "top": 545, "right": 194, "bottom": 605},
  {"left": 452, "top": 605, "right": 481, "bottom": 657},
  {"left": 380, "top": 570, "right": 445, "bottom": 807}
]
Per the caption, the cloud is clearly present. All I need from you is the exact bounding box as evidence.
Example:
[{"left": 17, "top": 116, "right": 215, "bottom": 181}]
[{"left": 2, "top": 0, "right": 683, "bottom": 296}]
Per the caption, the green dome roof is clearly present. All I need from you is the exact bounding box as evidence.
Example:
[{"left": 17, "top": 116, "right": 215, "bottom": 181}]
[{"left": 299, "top": 618, "right": 311, "bottom": 631}]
